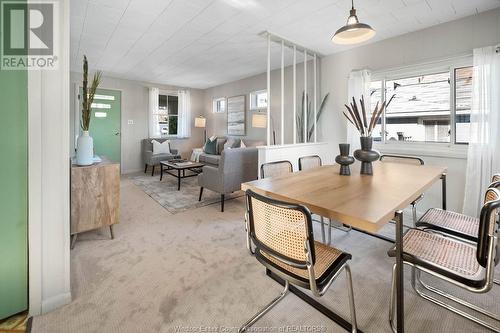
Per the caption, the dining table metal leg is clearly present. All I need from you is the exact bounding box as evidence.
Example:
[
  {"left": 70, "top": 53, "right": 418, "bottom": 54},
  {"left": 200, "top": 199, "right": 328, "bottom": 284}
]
[{"left": 395, "top": 210, "right": 404, "bottom": 333}]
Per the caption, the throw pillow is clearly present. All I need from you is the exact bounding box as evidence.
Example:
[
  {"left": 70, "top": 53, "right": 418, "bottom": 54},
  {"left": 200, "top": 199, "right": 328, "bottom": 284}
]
[
  {"left": 203, "top": 138, "right": 217, "bottom": 155},
  {"left": 209, "top": 135, "right": 217, "bottom": 142},
  {"left": 152, "top": 140, "right": 170, "bottom": 154},
  {"left": 240, "top": 140, "right": 246, "bottom": 148}
]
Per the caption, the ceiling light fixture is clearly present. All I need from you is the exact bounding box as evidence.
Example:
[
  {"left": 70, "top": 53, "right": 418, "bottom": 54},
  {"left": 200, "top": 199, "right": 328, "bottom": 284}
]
[{"left": 332, "top": 0, "right": 376, "bottom": 45}]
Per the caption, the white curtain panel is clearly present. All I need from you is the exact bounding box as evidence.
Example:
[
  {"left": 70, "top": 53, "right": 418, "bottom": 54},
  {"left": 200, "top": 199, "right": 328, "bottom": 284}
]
[
  {"left": 177, "top": 90, "right": 191, "bottom": 138},
  {"left": 148, "top": 87, "right": 160, "bottom": 138},
  {"left": 347, "top": 69, "right": 371, "bottom": 151},
  {"left": 463, "top": 46, "right": 500, "bottom": 216}
]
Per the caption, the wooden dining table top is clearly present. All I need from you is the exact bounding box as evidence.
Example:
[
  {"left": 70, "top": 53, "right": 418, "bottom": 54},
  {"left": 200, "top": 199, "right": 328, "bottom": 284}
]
[{"left": 241, "top": 162, "right": 447, "bottom": 233}]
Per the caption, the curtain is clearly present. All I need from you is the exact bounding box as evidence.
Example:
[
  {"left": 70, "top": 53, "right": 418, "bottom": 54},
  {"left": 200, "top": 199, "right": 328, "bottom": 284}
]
[
  {"left": 347, "top": 69, "right": 371, "bottom": 151},
  {"left": 148, "top": 87, "right": 160, "bottom": 138},
  {"left": 463, "top": 46, "right": 500, "bottom": 216},
  {"left": 177, "top": 90, "right": 191, "bottom": 138}
]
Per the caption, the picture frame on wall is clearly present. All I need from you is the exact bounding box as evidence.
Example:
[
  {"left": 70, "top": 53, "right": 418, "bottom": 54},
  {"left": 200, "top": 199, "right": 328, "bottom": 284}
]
[{"left": 227, "top": 95, "right": 246, "bottom": 136}]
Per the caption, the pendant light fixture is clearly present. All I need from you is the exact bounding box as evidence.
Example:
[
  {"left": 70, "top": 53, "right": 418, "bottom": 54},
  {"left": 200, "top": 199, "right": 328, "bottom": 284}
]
[{"left": 332, "top": 0, "right": 375, "bottom": 45}]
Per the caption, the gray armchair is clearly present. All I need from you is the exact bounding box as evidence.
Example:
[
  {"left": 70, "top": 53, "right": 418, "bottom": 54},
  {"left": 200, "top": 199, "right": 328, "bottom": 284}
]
[
  {"left": 198, "top": 147, "right": 258, "bottom": 212},
  {"left": 142, "top": 138, "right": 180, "bottom": 176}
]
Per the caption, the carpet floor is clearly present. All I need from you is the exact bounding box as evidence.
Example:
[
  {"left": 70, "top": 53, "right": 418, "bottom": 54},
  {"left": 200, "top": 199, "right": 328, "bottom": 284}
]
[{"left": 31, "top": 178, "right": 498, "bottom": 333}]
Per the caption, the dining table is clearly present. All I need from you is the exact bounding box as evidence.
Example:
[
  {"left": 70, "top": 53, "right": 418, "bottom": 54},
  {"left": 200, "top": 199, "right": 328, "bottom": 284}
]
[{"left": 241, "top": 161, "right": 447, "bottom": 333}]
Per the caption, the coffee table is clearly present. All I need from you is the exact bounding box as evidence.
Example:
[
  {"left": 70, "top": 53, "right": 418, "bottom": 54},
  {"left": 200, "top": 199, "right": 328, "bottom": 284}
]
[{"left": 160, "top": 160, "right": 205, "bottom": 190}]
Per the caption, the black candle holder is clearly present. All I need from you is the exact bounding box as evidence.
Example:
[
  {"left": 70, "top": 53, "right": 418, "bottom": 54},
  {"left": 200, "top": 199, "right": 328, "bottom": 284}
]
[{"left": 335, "top": 143, "right": 355, "bottom": 176}]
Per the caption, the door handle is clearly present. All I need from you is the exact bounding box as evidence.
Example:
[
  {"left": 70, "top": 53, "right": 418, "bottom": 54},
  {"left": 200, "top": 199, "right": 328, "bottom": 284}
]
[{"left": 114, "top": 131, "right": 120, "bottom": 136}]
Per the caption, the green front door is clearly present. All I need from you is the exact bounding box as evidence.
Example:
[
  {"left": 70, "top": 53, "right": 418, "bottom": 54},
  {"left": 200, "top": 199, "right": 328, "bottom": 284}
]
[
  {"left": 0, "top": 64, "right": 28, "bottom": 318},
  {"left": 79, "top": 88, "right": 121, "bottom": 163}
]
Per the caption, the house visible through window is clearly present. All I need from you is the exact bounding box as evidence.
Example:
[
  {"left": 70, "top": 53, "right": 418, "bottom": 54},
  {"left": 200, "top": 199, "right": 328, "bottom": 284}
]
[
  {"left": 156, "top": 94, "right": 178, "bottom": 136},
  {"left": 370, "top": 63, "right": 473, "bottom": 144},
  {"left": 249, "top": 90, "right": 267, "bottom": 110},
  {"left": 213, "top": 97, "right": 226, "bottom": 113}
]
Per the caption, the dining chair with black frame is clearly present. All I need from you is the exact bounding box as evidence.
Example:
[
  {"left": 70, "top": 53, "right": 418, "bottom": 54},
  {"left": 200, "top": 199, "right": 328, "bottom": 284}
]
[
  {"left": 388, "top": 187, "right": 500, "bottom": 332},
  {"left": 240, "top": 189, "right": 358, "bottom": 333},
  {"left": 260, "top": 160, "right": 293, "bottom": 179}
]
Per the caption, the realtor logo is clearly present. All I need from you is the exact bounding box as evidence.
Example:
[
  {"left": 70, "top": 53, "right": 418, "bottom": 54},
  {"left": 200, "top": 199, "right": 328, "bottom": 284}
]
[{"left": 1, "top": 1, "right": 59, "bottom": 70}]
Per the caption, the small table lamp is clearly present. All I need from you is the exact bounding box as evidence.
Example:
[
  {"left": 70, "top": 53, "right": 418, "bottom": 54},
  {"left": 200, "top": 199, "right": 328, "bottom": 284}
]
[{"left": 195, "top": 116, "right": 206, "bottom": 144}]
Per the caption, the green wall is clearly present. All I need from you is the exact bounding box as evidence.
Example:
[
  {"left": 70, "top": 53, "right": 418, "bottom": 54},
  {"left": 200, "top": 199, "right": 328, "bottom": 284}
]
[{"left": 0, "top": 66, "right": 28, "bottom": 317}]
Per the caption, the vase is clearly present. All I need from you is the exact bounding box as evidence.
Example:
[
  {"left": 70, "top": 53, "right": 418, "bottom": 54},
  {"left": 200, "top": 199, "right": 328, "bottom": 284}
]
[
  {"left": 353, "top": 136, "right": 380, "bottom": 175},
  {"left": 335, "top": 143, "right": 355, "bottom": 176},
  {"left": 76, "top": 131, "right": 94, "bottom": 166}
]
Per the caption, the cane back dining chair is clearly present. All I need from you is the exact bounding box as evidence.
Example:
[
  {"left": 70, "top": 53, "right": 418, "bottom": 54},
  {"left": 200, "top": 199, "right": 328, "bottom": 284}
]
[
  {"left": 380, "top": 154, "right": 425, "bottom": 225},
  {"left": 298, "top": 155, "right": 322, "bottom": 171},
  {"left": 260, "top": 160, "right": 293, "bottom": 179},
  {"left": 240, "top": 190, "right": 358, "bottom": 333},
  {"left": 416, "top": 176, "right": 500, "bottom": 243},
  {"left": 388, "top": 187, "right": 500, "bottom": 332}
]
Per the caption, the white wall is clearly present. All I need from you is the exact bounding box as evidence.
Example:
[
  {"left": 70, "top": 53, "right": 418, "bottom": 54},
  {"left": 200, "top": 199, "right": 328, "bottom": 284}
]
[
  {"left": 70, "top": 73, "right": 205, "bottom": 173},
  {"left": 319, "top": 8, "right": 500, "bottom": 213},
  {"left": 28, "top": 0, "right": 71, "bottom": 316}
]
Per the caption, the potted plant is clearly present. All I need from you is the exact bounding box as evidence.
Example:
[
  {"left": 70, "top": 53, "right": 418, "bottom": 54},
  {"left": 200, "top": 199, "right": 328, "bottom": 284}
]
[
  {"left": 296, "top": 92, "right": 329, "bottom": 143},
  {"left": 342, "top": 95, "right": 394, "bottom": 175},
  {"left": 76, "top": 55, "right": 102, "bottom": 166}
]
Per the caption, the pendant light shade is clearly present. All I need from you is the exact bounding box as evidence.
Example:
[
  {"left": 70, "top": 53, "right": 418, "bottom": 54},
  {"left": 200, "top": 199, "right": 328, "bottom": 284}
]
[{"left": 332, "top": 0, "right": 375, "bottom": 45}]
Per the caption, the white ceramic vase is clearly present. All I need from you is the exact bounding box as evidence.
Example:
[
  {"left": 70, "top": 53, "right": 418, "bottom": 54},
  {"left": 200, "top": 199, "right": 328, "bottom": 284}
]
[{"left": 76, "top": 131, "right": 94, "bottom": 166}]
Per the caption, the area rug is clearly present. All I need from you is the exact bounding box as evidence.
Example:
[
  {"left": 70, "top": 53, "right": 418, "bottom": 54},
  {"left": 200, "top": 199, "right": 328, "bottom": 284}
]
[{"left": 129, "top": 172, "right": 243, "bottom": 214}]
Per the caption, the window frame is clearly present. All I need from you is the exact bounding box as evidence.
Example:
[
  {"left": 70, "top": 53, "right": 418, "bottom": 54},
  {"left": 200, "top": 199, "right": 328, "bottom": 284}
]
[
  {"left": 371, "top": 55, "right": 472, "bottom": 157},
  {"left": 249, "top": 89, "right": 267, "bottom": 111},
  {"left": 156, "top": 91, "right": 179, "bottom": 137},
  {"left": 212, "top": 97, "right": 226, "bottom": 113}
]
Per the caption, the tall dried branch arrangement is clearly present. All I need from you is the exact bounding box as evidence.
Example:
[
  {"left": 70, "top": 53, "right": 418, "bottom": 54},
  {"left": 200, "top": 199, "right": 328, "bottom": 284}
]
[
  {"left": 342, "top": 94, "right": 395, "bottom": 137},
  {"left": 81, "top": 55, "right": 102, "bottom": 131}
]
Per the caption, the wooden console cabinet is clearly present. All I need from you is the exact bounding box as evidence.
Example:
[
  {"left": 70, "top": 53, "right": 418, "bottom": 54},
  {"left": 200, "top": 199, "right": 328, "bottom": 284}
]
[{"left": 70, "top": 160, "right": 120, "bottom": 248}]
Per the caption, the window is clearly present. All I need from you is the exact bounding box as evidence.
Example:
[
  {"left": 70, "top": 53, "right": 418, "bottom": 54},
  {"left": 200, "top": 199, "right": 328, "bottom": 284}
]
[
  {"left": 213, "top": 97, "right": 226, "bottom": 113},
  {"left": 371, "top": 61, "right": 473, "bottom": 144},
  {"left": 155, "top": 94, "right": 178, "bottom": 136},
  {"left": 249, "top": 90, "right": 267, "bottom": 110}
]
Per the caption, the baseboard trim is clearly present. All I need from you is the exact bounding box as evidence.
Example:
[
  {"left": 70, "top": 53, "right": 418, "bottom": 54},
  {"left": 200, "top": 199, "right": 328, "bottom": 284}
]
[{"left": 41, "top": 292, "right": 71, "bottom": 314}]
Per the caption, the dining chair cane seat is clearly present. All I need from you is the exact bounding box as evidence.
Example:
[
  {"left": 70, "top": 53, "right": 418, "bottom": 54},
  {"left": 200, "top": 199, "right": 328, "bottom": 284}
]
[
  {"left": 416, "top": 208, "right": 479, "bottom": 242},
  {"left": 257, "top": 241, "right": 351, "bottom": 289},
  {"left": 388, "top": 229, "right": 486, "bottom": 288}
]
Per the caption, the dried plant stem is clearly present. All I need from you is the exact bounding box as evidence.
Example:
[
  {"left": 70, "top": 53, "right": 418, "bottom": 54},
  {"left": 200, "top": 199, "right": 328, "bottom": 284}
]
[
  {"left": 342, "top": 94, "right": 395, "bottom": 137},
  {"left": 81, "top": 55, "right": 102, "bottom": 131}
]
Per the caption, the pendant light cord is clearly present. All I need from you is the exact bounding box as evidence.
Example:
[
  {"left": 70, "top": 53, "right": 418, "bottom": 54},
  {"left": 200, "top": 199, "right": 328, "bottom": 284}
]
[{"left": 351, "top": 0, "right": 354, "bottom": 10}]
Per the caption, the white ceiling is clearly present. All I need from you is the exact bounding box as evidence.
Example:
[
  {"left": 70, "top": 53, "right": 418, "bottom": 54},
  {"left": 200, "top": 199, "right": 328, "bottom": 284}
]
[{"left": 71, "top": 0, "right": 500, "bottom": 89}]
